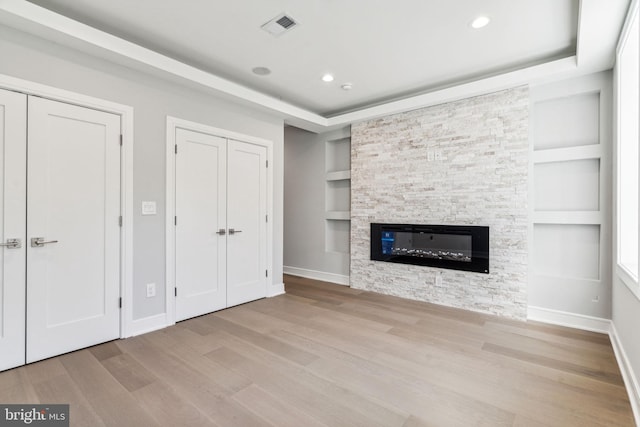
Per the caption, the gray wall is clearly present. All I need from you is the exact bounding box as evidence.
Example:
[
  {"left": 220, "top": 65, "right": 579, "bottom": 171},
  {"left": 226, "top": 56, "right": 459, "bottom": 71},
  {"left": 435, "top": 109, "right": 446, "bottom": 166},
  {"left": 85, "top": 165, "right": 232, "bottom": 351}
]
[
  {"left": 0, "top": 25, "right": 284, "bottom": 320},
  {"left": 284, "top": 126, "right": 350, "bottom": 280},
  {"left": 350, "top": 87, "right": 530, "bottom": 320}
]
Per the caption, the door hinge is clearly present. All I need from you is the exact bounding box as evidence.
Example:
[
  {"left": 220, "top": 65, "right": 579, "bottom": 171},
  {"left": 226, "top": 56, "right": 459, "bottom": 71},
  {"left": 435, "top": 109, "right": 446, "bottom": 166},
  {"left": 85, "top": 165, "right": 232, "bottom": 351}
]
[
  {"left": 119, "top": 297, "right": 122, "bottom": 308},
  {"left": 119, "top": 216, "right": 123, "bottom": 227},
  {"left": 174, "top": 216, "right": 177, "bottom": 226},
  {"left": 266, "top": 160, "right": 268, "bottom": 168},
  {"left": 120, "top": 134, "right": 123, "bottom": 146},
  {"left": 175, "top": 287, "right": 177, "bottom": 297},
  {"left": 175, "top": 144, "right": 178, "bottom": 154},
  {"left": 265, "top": 270, "right": 268, "bottom": 277},
  {"left": 265, "top": 214, "right": 268, "bottom": 222}
]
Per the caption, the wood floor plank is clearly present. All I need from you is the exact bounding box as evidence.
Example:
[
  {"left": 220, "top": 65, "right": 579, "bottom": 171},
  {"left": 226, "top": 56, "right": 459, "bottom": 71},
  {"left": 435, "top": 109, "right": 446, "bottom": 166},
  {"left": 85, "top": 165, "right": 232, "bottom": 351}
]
[
  {"left": 203, "top": 315, "right": 320, "bottom": 366},
  {"left": 0, "top": 276, "right": 633, "bottom": 427},
  {"left": 117, "top": 335, "right": 271, "bottom": 427},
  {"left": 25, "top": 358, "right": 67, "bottom": 385},
  {"left": 482, "top": 342, "right": 624, "bottom": 386},
  {"left": 153, "top": 329, "right": 253, "bottom": 394},
  {"left": 32, "top": 373, "right": 106, "bottom": 427},
  {"left": 88, "top": 341, "right": 123, "bottom": 361},
  {"left": 232, "top": 384, "right": 330, "bottom": 427},
  {"left": 59, "top": 350, "right": 160, "bottom": 427},
  {"left": 207, "top": 344, "right": 407, "bottom": 427},
  {"left": 100, "top": 353, "right": 156, "bottom": 392},
  {"left": 132, "top": 381, "right": 219, "bottom": 427}
]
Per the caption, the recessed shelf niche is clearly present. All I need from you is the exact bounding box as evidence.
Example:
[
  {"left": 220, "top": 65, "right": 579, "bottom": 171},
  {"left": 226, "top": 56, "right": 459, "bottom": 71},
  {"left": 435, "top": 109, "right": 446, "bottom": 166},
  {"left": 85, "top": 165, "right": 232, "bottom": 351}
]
[{"left": 325, "top": 137, "right": 351, "bottom": 254}]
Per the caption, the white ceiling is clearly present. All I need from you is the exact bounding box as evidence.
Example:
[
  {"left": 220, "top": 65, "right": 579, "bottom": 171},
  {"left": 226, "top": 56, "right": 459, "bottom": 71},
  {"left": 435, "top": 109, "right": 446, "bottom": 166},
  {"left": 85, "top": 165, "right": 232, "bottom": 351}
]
[{"left": 0, "top": 0, "right": 631, "bottom": 130}]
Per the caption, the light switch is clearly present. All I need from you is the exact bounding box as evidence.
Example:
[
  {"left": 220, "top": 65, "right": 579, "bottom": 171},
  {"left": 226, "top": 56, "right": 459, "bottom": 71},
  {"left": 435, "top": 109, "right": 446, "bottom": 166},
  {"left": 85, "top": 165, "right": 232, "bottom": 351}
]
[{"left": 142, "top": 201, "right": 157, "bottom": 215}]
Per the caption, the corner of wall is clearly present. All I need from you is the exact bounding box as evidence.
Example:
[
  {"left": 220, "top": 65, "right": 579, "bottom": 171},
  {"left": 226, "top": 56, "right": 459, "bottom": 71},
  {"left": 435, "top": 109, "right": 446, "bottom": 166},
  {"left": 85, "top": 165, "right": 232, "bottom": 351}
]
[{"left": 610, "top": 322, "right": 640, "bottom": 425}]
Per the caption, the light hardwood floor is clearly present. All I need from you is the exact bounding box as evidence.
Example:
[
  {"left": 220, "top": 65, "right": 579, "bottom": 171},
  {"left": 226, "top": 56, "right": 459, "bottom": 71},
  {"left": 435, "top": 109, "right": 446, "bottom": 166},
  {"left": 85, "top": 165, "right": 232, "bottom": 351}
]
[{"left": 0, "top": 275, "right": 634, "bottom": 426}]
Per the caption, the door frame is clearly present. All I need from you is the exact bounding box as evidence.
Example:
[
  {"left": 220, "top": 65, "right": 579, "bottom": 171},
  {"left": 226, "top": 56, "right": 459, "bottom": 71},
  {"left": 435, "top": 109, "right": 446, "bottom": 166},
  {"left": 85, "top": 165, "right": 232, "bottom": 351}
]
[
  {"left": 166, "top": 116, "right": 274, "bottom": 325},
  {"left": 0, "top": 72, "right": 134, "bottom": 338}
]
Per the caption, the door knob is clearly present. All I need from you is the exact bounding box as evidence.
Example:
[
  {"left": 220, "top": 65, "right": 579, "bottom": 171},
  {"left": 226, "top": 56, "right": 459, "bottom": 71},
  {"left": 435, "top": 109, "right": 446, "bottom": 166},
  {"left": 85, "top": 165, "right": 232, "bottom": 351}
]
[
  {"left": 0, "top": 238, "right": 21, "bottom": 249},
  {"left": 31, "top": 237, "right": 59, "bottom": 247},
  {"left": 228, "top": 228, "right": 242, "bottom": 235}
]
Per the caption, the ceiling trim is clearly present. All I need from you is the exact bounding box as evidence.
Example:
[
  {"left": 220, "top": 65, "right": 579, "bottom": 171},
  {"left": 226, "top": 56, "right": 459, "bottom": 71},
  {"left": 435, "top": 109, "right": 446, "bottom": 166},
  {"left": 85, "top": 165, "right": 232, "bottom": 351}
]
[
  {"left": 0, "top": 0, "right": 619, "bottom": 132},
  {"left": 326, "top": 57, "right": 580, "bottom": 129}
]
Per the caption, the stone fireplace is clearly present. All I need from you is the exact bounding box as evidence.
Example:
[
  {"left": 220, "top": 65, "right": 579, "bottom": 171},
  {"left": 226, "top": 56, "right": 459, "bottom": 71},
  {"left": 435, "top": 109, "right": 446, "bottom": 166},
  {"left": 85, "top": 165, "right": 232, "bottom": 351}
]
[{"left": 350, "top": 86, "right": 529, "bottom": 320}]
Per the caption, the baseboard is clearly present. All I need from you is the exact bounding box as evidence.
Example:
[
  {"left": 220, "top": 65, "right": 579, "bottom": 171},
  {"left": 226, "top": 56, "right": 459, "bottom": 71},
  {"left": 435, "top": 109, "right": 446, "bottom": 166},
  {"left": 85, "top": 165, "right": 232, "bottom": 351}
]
[
  {"left": 268, "top": 282, "right": 286, "bottom": 297},
  {"left": 127, "top": 313, "right": 171, "bottom": 337},
  {"left": 283, "top": 266, "right": 350, "bottom": 286},
  {"left": 527, "top": 306, "right": 611, "bottom": 334},
  {"left": 610, "top": 323, "right": 640, "bottom": 425}
]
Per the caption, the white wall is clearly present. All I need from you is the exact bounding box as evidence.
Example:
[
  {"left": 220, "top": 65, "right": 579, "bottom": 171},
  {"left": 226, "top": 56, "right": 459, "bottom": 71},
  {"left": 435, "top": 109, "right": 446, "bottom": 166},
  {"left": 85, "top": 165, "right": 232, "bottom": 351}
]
[
  {"left": 0, "top": 25, "right": 284, "bottom": 321},
  {"left": 528, "top": 71, "right": 613, "bottom": 323},
  {"left": 612, "top": 280, "right": 640, "bottom": 412},
  {"left": 283, "top": 126, "right": 350, "bottom": 283},
  {"left": 612, "top": 0, "right": 640, "bottom": 416}
]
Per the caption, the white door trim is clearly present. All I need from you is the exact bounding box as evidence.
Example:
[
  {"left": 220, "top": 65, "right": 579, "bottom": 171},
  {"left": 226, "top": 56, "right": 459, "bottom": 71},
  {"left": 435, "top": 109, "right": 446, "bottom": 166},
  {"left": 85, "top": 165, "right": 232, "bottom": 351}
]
[
  {"left": 166, "top": 116, "right": 274, "bottom": 325},
  {"left": 0, "top": 72, "right": 134, "bottom": 338}
]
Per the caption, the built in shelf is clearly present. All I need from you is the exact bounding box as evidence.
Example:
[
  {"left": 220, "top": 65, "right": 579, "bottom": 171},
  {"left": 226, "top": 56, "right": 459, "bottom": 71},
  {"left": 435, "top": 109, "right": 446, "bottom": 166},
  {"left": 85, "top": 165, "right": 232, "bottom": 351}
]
[
  {"left": 325, "top": 211, "right": 351, "bottom": 220},
  {"left": 532, "top": 211, "right": 603, "bottom": 225},
  {"left": 326, "top": 170, "right": 351, "bottom": 181},
  {"left": 532, "top": 145, "right": 603, "bottom": 164}
]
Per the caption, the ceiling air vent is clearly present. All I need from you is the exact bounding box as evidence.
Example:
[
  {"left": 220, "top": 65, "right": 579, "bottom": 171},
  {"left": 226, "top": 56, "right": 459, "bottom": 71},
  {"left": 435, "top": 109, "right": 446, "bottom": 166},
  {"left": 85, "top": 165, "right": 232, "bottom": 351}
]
[{"left": 261, "top": 13, "right": 298, "bottom": 36}]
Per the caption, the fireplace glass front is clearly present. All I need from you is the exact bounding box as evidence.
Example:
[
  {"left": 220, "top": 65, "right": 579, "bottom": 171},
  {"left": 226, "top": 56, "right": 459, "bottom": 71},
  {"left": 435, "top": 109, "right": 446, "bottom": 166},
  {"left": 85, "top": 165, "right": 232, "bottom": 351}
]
[{"left": 371, "top": 223, "right": 489, "bottom": 273}]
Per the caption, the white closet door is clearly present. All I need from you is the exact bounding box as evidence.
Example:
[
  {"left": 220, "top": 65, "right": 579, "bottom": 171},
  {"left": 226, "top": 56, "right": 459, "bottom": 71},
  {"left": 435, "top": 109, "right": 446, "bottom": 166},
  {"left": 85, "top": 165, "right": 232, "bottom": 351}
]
[
  {"left": 26, "top": 97, "right": 121, "bottom": 363},
  {"left": 0, "top": 89, "right": 27, "bottom": 371},
  {"left": 175, "top": 128, "right": 227, "bottom": 321},
  {"left": 227, "top": 140, "right": 268, "bottom": 307}
]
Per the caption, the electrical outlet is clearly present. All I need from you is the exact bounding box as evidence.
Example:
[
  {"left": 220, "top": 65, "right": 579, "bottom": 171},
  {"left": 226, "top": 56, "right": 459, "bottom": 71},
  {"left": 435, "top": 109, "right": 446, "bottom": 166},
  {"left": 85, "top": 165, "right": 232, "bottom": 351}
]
[{"left": 146, "top": 283, "right": 156, "bottom": 298}]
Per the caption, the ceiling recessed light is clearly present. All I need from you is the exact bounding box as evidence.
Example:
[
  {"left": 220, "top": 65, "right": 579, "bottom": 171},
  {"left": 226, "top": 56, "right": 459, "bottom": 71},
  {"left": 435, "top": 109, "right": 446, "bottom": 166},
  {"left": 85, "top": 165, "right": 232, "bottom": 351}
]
[
  {"left": 252, "top": 66, "right": 271, "bottom": 76},
  {"left": 322, "top": 74, "right": 334, "bottom": 82},
  {"left": 471, "top": 16, "right": 490, "bottom": 29}
]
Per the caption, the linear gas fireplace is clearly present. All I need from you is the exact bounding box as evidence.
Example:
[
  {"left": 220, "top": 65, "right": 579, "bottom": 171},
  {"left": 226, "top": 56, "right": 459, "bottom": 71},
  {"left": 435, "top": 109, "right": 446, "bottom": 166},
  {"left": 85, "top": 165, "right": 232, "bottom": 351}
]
[{"left": 370, "top": 223, "right": 489, "bottom": 273}]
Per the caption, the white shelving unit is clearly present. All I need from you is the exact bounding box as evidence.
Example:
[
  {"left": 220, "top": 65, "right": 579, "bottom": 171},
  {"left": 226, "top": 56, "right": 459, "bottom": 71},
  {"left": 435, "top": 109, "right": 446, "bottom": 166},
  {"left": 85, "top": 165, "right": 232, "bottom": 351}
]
[
  {"left": 325, "top": 137, "right": 351, "bottom": 254},
  {"left": 529, "top": 73, "right": 612, "bottom": 318}
]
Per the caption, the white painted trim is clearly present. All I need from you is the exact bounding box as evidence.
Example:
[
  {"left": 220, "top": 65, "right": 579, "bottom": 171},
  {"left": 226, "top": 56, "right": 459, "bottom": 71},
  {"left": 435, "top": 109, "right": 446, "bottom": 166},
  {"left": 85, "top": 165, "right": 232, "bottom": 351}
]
[
  {"left": 527, "top": 306, "right": 611, "bottom": 333},
  {"left": 610, "top": 322, "right": 640, "bottom": 425},
  {"left": 127, "top": 314, "right": 169, "bottom": 337},
  {"left": 165, "top": 119, "right": 177, "bottom": 328},
  {"left": 0, "top": 72, "right": 135, "bottom": 339},
  {"left": 165, "top": 116, "right": 275, "bottom": 324},
  {"left": 267, "top": 283, "right": 286, "bottom": 298},
  {"left": 617, "top": 265, "right": 640, "bottom": 300},
  {"left": 283, "top": 266, "right": 350, "bottom": 286},
  {"left": 615, "top": 0, "right": 639, "bottom": 57}
]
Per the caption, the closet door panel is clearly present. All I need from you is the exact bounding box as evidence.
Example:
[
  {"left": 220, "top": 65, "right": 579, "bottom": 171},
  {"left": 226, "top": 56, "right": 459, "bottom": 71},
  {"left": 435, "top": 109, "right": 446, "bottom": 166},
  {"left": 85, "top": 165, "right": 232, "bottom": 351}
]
[
  {"left": 26, "top": 97, "right": 121, "bottom": 363},
  {"left": 0, "top": 89, "right": 27, "bottom": 371},
  {"left": 175, "top": 128, "right": 227, "bottom": 321},
  {"left": 227, "top": 140, "right": 268, "bottom": 307}
]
